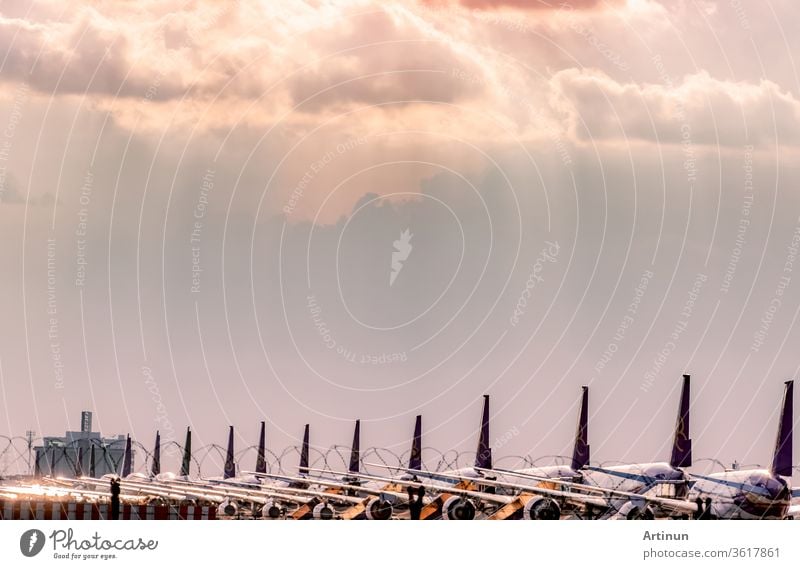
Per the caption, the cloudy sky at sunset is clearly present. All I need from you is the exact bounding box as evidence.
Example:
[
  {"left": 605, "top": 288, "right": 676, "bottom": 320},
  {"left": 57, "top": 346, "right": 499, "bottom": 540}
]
[{"left": 1, "top": 0, "right": 798, "bottom": 475}]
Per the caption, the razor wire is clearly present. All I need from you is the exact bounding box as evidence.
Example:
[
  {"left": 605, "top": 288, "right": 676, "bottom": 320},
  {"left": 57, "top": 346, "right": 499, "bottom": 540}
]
[{"left": 0, "top": 436, "right": 774, "bottom": 479}]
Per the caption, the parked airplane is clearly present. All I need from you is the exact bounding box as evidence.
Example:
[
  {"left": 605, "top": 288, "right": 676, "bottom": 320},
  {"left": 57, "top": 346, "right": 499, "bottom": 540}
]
[
  {"left": 490, "top": 385, "right": 590, "bottom": 484},
  {"left": 454, "top": 378, "right": 797, "bottom": 520},
  {"left": 124, "top": 427, "right": 193, "bottom": 483},
  {"left": 372, "top": 377, "right": 688, "bottom": 519},
  {"left": 367, "top": 388, "right": 591, "bottom": 519},
  {"left": 571, "top": 374, "right": 694, "bottom": 518},
  {"left": 445, "top": 375, "right": 692, "bottom": 519},
  {"left": 685, "top": 380, "right": 795, "bottom": 519},
  {"left": 173, "top": 423, "right": 367, "bottom": 518}
]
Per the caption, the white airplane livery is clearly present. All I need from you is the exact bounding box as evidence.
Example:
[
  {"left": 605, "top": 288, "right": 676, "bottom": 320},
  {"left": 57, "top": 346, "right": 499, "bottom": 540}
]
[
  {"left": 685, "top": 381, "right": 794, "bottom": 520},
  {"left": 574, "top": 375, "right": 694, "bottom": 519}
]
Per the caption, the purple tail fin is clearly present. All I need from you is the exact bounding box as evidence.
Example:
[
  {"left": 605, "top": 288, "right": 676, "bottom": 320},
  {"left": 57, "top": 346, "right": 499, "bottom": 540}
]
[
  {"left": 89, "top": 444, "right": 96, "bottom": 478},
  {"left": 223, "top": 426, "right": 236, "bottom": 479},
  {"left": 299, "top": 424, "right": 310, "bottom": 475},
  {"left": 408, "top": 415, "right": 422, "bottom": 471},
  {"left": 75, "top": 447, "right": 84, "bottom": 477},
  {"left": 255, "top": 422, "right": 267, "bottom": 474},
  {"left": 571, "top": 386, "right": 590, "bottom": 471},
  {"left": 475, "top": 395, "right": 492, "bottom": 469},
  {"left": 771, "top": 380, "right": 794, "bottom": 477},
  {"left": 349, "top": 420, "right": 361, "bottom": 473},
  {"left": 180, "top": 427, "right": 192, "bottom": 478},
  {"left": 669, "top": 375, "right": 692, "bottom": 468},
  {"left": 121, "top": 435, "right": 132, "bottom": 477},
  {"left": 151, "top": 431, "right": 161, "bottom": 477}
]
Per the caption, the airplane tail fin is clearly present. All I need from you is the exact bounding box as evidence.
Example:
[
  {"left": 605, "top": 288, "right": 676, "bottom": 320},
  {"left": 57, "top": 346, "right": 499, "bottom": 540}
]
[
  {"left": 669, "top": 374, "right": 692, "bottom": 468},
  {"left": 151, "top": 431, "right": 161, "bottom": 477},
  {"left": 224, "top": 426, "right": 236, "bottom": 479},
  {"left": 571, "top": 386, "right": 590, "bottom": 470},
  {"left": 408, "top": 415, "right": 422, "bottom": 471},
  {"left": 299, "top": 424, "right": 310, "bottom": 475},
  {"left": 121, "top": 435, "right": 132, "bottom": 477},
  {"left": 180, "top": 427, "right": 192, "bottom": 478},
  {"left": 771, "top": 380, "right": 794, "bottom": 477},
  {"left": 255, "top": 422, "right": 267, "bottom": 474},
  {"left": 475, "top": 395, "right": 492, "bottom": 470},
  {"left": 349, "top": 420, "right": 361, "bottom": 473}
]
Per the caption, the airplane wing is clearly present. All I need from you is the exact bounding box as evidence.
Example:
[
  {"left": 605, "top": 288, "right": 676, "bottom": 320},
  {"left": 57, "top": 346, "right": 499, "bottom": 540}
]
[
  {"left": 301, "top": 466, "right": 555, "bottom": 509},
  {"left": 56, "top": 477, "right": 201, "bottom": 502},
  {"left": 65, "top": 475, "right": 318, "bottom": 507},
  {"left": 365, "top": 463, "right": 698, "bottom": 516},
  {"left": 1, "top": 483, "right": 146, "bottom": 503},
  {"left": 148, "top": 476, "right": 367, "bottom": 507},
  {"left": 241, "top": 470, "right": 411, "bottom": 502},
  {"left": 477, "top": 467, "right": 699, "bottom": 516}
]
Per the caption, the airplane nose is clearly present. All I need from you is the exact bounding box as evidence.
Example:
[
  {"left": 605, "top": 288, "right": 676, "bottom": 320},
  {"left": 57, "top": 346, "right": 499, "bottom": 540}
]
[{"left": 772, "top": 481, "right": 790, "bottom": 502}]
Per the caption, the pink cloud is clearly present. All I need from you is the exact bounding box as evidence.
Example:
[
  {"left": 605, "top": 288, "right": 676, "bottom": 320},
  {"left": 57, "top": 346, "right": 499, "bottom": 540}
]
[{"left": 420, "top": 0, "right": 615, "bottom": 9}]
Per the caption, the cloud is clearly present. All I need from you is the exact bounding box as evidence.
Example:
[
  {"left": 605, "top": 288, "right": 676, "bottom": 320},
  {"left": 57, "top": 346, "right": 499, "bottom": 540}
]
[
  {"left": 0, "top": 9, "right": 182, "bottom": 100},
  {"left": 420, "top": 0, "right": 617, "bottom": 9},
  {"left": 0, "top": 2, "right": 494, "bottom": 134},
  {"left": 551, "top": 67, "right": 800, "bottom": 146},
  {"left": 285, "top": 11, "right": 486, "bottom": 112}
]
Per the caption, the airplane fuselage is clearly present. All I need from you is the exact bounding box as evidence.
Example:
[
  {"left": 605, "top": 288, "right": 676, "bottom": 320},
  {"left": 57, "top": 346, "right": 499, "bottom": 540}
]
[
  {"left": 688, "top": 469, "right": 790, "bottom": 520},
  {"left": 577, "top": 462, "right": 688, "bottom": 517},
  {"left": 580, "top": 462, "right": 687, "bottom": 495}
]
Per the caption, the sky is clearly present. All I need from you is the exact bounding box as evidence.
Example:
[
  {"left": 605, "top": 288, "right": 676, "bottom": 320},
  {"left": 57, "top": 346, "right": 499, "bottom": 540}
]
[{"left": 0, "top": 0, "right": 799, "bottom": 476}]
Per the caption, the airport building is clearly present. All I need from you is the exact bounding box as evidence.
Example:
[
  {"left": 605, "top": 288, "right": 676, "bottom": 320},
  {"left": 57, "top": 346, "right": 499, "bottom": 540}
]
[{"left": 33, "top": 412, "right": 130, "bottom": 477}]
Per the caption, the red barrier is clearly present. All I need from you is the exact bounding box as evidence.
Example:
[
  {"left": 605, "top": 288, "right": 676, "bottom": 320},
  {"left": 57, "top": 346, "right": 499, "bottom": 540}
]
[{"left": 0, "top": 500, "right": 216, "bottom": 520}]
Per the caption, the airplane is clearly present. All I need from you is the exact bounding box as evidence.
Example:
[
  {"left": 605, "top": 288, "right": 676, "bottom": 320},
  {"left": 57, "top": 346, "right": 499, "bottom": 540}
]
[
  {"left": 117, "top": 427, "right": 193, "bottom": 483},
  {"left": 491, "top": 385, "right": 590, "bottom": 485},
  {"left": 70, "top": 424, "right": 273, "bottom": 517},
  {"left": 363, "top": 388, "right": 591, "bottom": 519},
  {"left": 309, "top": 397, "right": 520, "bottom": 519},
  {"left": 446, "top": 378, "right": 797, "bottom": 521},
  {"left": 60, "top": 422, "right": 359, "bottom": 520},
  {"left": 567, "top": 374, "right": 694, "bottom": 518},
  {"left": 109, "top": 472, "right": 369, "bottom": 519},
  {"left": 372, "top": 396, "right": 498, "bottom": 485},
  {"left": 685, "top": 380, "right": 795, "bottom": 520},
  {"left": 168, "top": 423, "right": 372, "bottom": 518},
  {"left": 246, "top": 419, "right": 434, "bottom": 520},
  {"left": 401, "top": 375, "right": 692, "bottom": 519},
  {"left": 35, "top": 376, "right": 795, "bottom": 521}
]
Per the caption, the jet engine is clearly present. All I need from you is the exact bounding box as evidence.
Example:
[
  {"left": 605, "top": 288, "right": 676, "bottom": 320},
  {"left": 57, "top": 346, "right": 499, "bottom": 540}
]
[
  {"left": 365, "top": 497, "right": 393, "bottom": 520},
  {"left": 217, "top": 499, "right": 238, "bottom": 517},
  {"left": 522, "top": 497, "right": 561, "bottom": 520},
  {"left": 441, "top": 495, "right": 477, "bottom": 520},
  {"left": 261, "top": 500, "right": 284, "bottom": 519},
  {"left": 312, "top": 502, "right": 336, "bottom": 520},
  {"left": 619, "top": 501, "right": 655, "bottom": 520}
]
